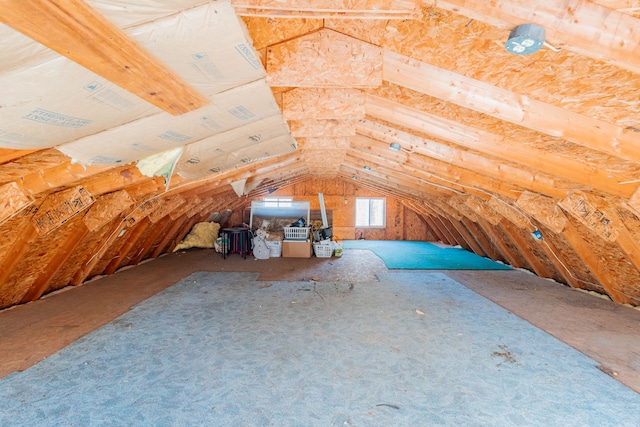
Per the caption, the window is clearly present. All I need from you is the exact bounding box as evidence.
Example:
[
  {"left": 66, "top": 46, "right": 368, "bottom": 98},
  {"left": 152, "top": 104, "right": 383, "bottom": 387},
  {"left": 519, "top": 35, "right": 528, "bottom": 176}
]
[
  {"left": 355, "top": 198, "right": 386, "bottom": 227},
  {"left": 263, "top": 197, "right": 293, "bottom": 208}
]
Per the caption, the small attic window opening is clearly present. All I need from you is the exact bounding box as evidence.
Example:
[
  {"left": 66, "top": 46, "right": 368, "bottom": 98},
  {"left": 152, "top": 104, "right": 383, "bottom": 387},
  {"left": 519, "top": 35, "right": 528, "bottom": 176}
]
[
  {"left": 356, "top": 197, "right": 386, "bottom": 228},
  {"left": 264, "top": 197, "right": 292, "bottom": 208}
]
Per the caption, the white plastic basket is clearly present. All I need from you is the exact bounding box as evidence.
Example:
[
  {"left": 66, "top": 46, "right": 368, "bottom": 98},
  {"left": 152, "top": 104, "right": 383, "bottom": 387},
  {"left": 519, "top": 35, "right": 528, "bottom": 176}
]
[
  {"left": 284, "top": 226, "right": 310, "bottom": 240},
  {"left": 313, "top": 243, "right": 333, "bottom": 258}
]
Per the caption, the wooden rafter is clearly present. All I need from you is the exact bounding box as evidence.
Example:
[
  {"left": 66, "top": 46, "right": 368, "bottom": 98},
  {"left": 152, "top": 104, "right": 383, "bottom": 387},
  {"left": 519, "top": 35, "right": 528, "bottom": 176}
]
[
  {"left": 365, "top": 94, "right": 636, "bottom": 198},
  {"left": 232, "top": 0, "right": 420, "bottom": 19},
  {"left": 0, "top": 0, "right": 208, "bottom": 115},
  {"left": 383, "top": 51, "right": 640, "bottom": 164},
  {"left": 357, "top": 120, "right": 566, "bottom": 199},
  {"left": 435, "top": 0, "right": 640, "bottom": 74}
]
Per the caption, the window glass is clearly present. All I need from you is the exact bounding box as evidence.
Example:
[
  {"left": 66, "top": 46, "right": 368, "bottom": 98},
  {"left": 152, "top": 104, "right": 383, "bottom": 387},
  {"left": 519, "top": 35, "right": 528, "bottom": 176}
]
[
  {"left": 263, "top": 197, "right": 293, "bottom": 208},
  {"left": 355, "top": 198, "right": 385, "bottom": 227}
]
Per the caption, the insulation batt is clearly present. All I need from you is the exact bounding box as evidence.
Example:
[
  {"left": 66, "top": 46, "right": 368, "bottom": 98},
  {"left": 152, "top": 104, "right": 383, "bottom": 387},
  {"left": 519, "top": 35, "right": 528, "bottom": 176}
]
[{"left": 173, "top": 222, "right": 220, "bottom": 251}]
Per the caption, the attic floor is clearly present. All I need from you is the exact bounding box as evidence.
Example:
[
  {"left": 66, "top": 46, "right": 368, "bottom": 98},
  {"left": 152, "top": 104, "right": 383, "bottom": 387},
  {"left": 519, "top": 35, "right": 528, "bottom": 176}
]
[{"left": 1, "top": 247, "right": 639, "bottom": 396}]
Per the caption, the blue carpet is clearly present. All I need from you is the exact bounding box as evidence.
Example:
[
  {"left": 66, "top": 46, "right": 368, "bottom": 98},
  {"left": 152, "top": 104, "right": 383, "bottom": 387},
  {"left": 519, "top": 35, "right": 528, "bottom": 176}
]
[
  {"left": 0, "top": 272, "right": 638, "bottom": 426},
  {"left": 342, "top": 240, "right": 512, "bottom": 270}
]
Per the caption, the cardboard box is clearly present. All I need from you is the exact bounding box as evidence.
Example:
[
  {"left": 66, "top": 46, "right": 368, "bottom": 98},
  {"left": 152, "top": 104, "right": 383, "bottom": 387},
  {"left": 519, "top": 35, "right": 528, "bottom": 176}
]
[{"left": 282, "top": 239, "right": 312, "bottom": 258}]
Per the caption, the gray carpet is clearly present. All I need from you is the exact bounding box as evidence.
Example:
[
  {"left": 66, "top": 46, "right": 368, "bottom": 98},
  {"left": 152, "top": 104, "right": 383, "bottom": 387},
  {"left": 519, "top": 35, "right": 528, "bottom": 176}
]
[{"left": 0, "top": 272, "right": 638, "bottom": 426}]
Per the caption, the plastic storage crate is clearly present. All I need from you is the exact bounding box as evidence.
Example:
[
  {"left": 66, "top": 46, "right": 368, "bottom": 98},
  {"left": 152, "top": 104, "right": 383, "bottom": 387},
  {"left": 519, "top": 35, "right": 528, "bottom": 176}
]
[
  {"left": 284, "top": 226, "right": 310, "bottom": 240},
  {"left": 313, "top": 242, "right": 333, "bottom": 258}
]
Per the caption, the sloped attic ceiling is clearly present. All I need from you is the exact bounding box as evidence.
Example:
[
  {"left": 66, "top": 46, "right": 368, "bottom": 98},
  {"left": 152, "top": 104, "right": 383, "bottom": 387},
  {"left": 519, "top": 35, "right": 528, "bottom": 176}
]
[{"left": 1, "top": 0, "right": 640, "bottom": 309}]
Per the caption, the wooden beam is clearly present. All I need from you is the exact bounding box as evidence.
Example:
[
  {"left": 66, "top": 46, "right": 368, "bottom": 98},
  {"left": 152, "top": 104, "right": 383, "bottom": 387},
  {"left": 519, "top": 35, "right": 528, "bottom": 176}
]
[
  {"left": 500, "top": 219, "right": 557, "bottom": 278},
  {"left": 357, "top": 120, "right": 565, "bottom": 199},
  {"left": 70, "top": 219, "right": 124, "bottom": 286},
  {"left": 104, "top": 218, "right": 151, "bottom": 275},
  {"left": 562, "top": 221, "right": 632, "bottom": 304},
  {"left": 233, "top": 0, "right": 421, "bottom": 19},
  {"left": 350, "top": 134, "right": 522, "bottom": 198},
  {"left": 0, "top": 148, "right": 38, "bottom": 164},
  {"left": 536, "top": 231, "right": 587, "bottom": 290},
  {"left": 0, "top": 0, "right": 208, "bottom": 115},
  {"left": 365, "top": 94, "right": 635, "bottom": 198},
  {"left": 0, "top": 221, "right": 39, "bottom": 289},
  {"left": 434, "top": 0, "right": 640, "bottom": 75},
  {"left": 445, "top": 218, "right": 487, "bottom": 257},
  {"left": 383, "top": 51, "right": 640, "bottom": 164},
  {"left": 459, "top": 217, "right": 508, "bottom": 264},
  {"left": 475, "top": 217, "right": 525, "bottom": 269},
  {"left": 20, "top": 222, "right": 89, "bottom": 303},
  {"left": 424, "top": 216, "right": 449, "bottom": 244}
]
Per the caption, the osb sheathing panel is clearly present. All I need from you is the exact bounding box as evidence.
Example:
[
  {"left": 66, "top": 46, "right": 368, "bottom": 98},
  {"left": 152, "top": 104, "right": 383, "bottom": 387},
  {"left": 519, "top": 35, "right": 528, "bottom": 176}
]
[
  {"left": 0, "top": 150, "right": 75, "bottom": 183},
  {"left": 87, "top": 228, "right": 133, "bottom": 279},
  {"left": 324, "top": 19, "right": 390, "bottom": 45},
  {"left": 0, "top": 215, "right": 35, "bottom": 271},
  {"left": 283, "top": 88, "right": 365, "bottom": 120},
  {"left": 516, "top": 192, "right": 568, "bottom": 234},
  {"left": 266, "top": 29, "right": 382, "bottom": 87},
  {"left": 119, "top": 224, "right": 157, "bottom": 269},
  {"left": 82, "top": 190, "right": 133, "bottom": 232},
  {"left": 535, "top": 222, "right": 603, "bottom": 293},
  {"left": 560, "top": 192, "right": 622, "bottom": 242},
  {"left": 403, "top": 206, "right": 431, "bottom": 240},
  {"left": 0, "top": 182, "right": 33, "bottom": 223},
  {"left": 384, "top": 8, "right": 640, "bottom": 128},
  {"left": 489, "top": 222, "right": 529, "bottom": 269},
  {"left": 447, "top": 197, "right": 480, "bottom": 222},
  {"left": 465, "top": 196, "right": 503, "bottom": 226},
  {"left": 366, "top": 82, "right": 640, "bottom": 179},
  {"left": 0, "top": 215, "right": 85, "bottom": 309},
  {"left": 138, "top": 218, "right": 175, "bottom": 259},
  {"left": 240, "top": 17, "right": 322, "bottom": 51},
  {"left": 508, "top": 223, "right": 564, "bottom": 282},
  {"left": 290, "top": 119, "right": 356, "bottom": 137},
  {"left": 488, "top": 196, "right": 530, "bottom": 230},
  {"left": 47, "top": 219, "right": 119, "bottom": 292},
  {"left": 568, "top": 216, "right": 640, "bottom": 304},
  {"left": 298, "top": 137, "right": 352, "bottom": 150}
]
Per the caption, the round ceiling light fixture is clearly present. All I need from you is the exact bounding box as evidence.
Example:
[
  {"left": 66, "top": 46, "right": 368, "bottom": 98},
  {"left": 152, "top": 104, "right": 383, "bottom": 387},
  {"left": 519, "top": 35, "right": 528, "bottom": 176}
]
[{"left": 505, "top": 23, "right": 545, "bottom": 55}]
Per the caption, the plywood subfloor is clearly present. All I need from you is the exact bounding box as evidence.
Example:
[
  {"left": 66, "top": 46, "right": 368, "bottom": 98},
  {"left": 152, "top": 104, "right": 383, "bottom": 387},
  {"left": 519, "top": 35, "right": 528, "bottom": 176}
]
[{"left": 1, "top": 247, "right": 639, "bottom": 395}]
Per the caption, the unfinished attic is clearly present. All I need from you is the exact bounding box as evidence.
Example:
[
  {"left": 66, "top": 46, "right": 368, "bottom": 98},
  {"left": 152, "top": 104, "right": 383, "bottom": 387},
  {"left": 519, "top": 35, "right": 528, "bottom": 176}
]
[{"left": 2, "top": 0, "right": 640, "bottom": 424}]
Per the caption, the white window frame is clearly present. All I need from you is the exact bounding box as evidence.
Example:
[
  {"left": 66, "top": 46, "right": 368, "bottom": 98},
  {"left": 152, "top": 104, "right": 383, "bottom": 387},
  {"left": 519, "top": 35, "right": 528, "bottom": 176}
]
[
  {"left": 263, "top": 197, "right": 293, "bottom": 208},
  {"left": 355, "top": 197, "right": 386, "bottom": 228}
]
